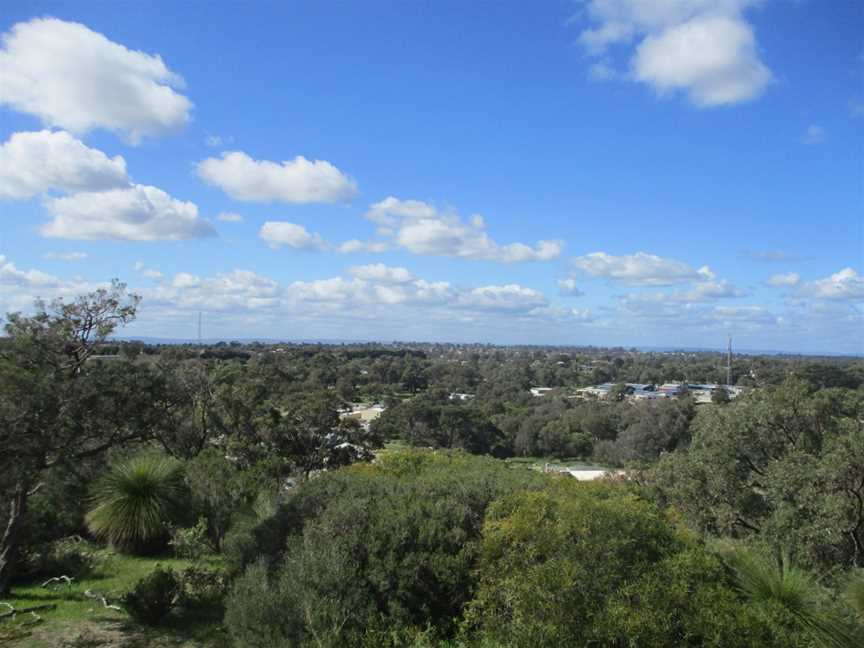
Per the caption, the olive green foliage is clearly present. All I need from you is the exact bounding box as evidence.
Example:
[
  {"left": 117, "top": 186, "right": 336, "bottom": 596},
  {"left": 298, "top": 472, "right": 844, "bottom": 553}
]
[
  {"left": 604, "top": 396, "right": 695, "bottom": 465},
  {"left": 176, "top": 565, "right": 229, "bottom": 609},
  {"left": 183, "top": 447, "right": 268, "bottom": 551},
  {"left": 589, "top": 548, "right": 785, "bottom": 647},
  {"left": 86, "top": 453, "right": 186, "bottom": 552},
  {"left": 123, "top": 565, "right": 180, "bottom": 626},
  {"left": 372, "top": 390, "right": 508, "bottom": 456},
  {"left": 6, "top": 283, "right": 864, "bottom": 646},
  {"left": 463, "top": 481, "right": 830, "bottom": 648},
  {"left": 224, "top": 560, "right": 304, "bottom": 648},
  {"left": 225, "top": 449, "right": 546, "bottom": 647},
  {"left": 653, "top": 380, "right": 864, "bottom": 571},
  {"left": 463, "top": 480, "right": 682, "bottom": 646}
]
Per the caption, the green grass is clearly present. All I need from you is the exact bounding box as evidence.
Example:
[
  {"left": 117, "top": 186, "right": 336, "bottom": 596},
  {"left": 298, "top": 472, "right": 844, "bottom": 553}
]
[
  {"left": 505, "top": 456, "right": 611, "bottom": 471},
  {"left": 379, "top": 445, "right": 610, "bottom": 472},
  {"left": 0, "top": 550, "right": 227, "bottom": 647}
]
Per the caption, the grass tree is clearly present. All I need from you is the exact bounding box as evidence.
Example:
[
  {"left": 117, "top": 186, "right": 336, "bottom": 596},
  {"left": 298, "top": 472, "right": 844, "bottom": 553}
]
[
  {"left": 721, "top": 546, "right": 861, "bottom": 648},
  {"left": 86, "top": 453, "right": 186, "bottom": 552}
]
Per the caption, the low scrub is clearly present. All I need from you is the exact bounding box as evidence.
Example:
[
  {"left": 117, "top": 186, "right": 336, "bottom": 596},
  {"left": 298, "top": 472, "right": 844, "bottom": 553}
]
[{"left": 123, "top": 565, "right": 179, "bottom": 626}]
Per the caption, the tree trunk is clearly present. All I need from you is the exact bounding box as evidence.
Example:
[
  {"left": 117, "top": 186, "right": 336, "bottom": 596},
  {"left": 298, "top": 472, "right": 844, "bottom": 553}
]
[{"left": 0, "top": 481, "right": 28, "bottom": 596}]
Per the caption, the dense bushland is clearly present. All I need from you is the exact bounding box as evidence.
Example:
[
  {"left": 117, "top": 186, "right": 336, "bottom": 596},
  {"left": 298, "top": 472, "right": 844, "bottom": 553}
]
[
  {"left": 224, "top": 453, "right": 861, "bottom": 647},
  {"left": 225, "top": 450, "right": 546, "bottom": 646},
  {"left": 2, "top": 285, "right": 863, "bottom": 646}
]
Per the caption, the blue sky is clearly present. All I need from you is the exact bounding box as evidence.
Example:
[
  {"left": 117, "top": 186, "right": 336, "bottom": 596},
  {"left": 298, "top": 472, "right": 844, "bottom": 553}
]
[{"left": 1, "top": 1, "right": 862, "bottom": 353}]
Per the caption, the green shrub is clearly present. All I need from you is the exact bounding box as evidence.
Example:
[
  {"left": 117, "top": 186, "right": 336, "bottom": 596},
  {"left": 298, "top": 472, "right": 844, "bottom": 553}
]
[
  {"left": 123, "top": 566, "right": 179, "bottom": 626},
  {"left": 220, "top": 516, "right": 259, "bottom": 576},
  {"left": 224, "top": 449, "right": 547, "bottom": 644},
  {"left": 462, "top": 479, "right": 682, "bottom": 646},
  {"left": 224, "top": 560, "right": 304, "bottom": 648},
  {"left": 177, "top": 565, "right": 228, "bottom": 609},
  {"left": 169, "top": 517, "right": 210, "bottom": 560},
  {"left": 86, "top": 452, "right": 186, "bottom": 552}
]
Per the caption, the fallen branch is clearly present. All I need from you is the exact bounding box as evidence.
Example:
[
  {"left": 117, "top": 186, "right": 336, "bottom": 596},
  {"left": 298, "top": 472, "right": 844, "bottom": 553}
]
[
  {"left": 84, "top": 589, "right": 123, "bottom": 612},
  {"left": 19, "top": 611, "right": 45, "bottom": 627},
  {"left": 0, "top": 603, "right": 56, "bottom": 623},
  {"left": 41, "top": 575, "right": 74, "bottom": 589}
]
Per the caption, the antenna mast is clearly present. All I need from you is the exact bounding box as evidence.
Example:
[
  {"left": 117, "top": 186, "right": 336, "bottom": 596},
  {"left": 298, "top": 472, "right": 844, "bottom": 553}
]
[
  {"left": 198, "top": 311, "right": 202, "bottom": 345},
  {"left": 726, "top": 335, "right": 732, "bottom": 387}
]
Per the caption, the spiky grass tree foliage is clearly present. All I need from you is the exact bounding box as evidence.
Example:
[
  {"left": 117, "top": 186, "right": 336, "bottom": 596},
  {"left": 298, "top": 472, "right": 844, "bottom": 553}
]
[
  {"left": 845, "top": 570, "right": 864, "bottom": 618},
  {"left": 86, "top": 453, "right": 186, "bottom": 552},
  {"left": 722, "top": 547, "right": 859, "bottom": 648}
]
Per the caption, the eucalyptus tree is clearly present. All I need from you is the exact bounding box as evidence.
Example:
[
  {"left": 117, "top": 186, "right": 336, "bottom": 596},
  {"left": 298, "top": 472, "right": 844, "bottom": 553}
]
[
  {"left": 653, "top": 380, "right": 864, "bottom": 571},
  {"left": 0, "top": 281, "right": 169, "bottom": 593}
]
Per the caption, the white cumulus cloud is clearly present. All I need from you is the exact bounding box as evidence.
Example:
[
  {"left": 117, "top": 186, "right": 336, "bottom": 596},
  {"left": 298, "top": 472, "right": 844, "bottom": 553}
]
[
  {"left": 42, "top": 184, "right": 215, "bottom": 241},
  {"left": 365, "top": 197, "right": 563, "bottom": 263},
  {"left": 259, "top": 221, "right": 328, "bottom": 251},
  {"left": 798, "top": 268, "right": 864, "bottom": 302},
  {"left": 457, "top": 284, "right": 547, "bottom": 312},
  {"left": 575, "top": 1, "right": 770, "bottom": 107},
  {"left": 217, "top": 212, "right": 244, "bottom": 223},
  {"left": 149, "top": 269, "right": 281, "bottom": 311},
  {"left": 348, "top": 263, "right": 413, "bottom": 283},
  {"left": 0, "top": 130, "right": 129, "bottom": 200},
  {"left": 0, "top": 253, "right": 96, "bottom": 313},
  {"left": 0, "top": 18, "right": 192, "bottom": 142},
  {"left": 197, "top": 151, "right": 357, "bottom": 204},
  {"left": 338, "top": 239, "right": 390, "bottom": 254},
  {"left": 572, "top": 251, "right": 701, "bottom": 286},
  {"left": 767, "top": 272, "right": 800, "bottom": 287},
  {"left": 1, "top": 254, "right": 61, "bottom": 288},
  {"left": 557, "top": 277, "right": 585, "bottom": 297},
  {"left": 604, "top": 264, "right": 745, "bottom": 303}
]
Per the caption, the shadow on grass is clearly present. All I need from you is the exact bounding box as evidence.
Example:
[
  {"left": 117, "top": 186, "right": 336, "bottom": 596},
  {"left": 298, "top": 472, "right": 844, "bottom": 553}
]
[
  {"left": 3, "top": 590, "right": 72, "bottom": 603},
  {"left": 135, "top": 604, "right": 228, "bottom": 647}
]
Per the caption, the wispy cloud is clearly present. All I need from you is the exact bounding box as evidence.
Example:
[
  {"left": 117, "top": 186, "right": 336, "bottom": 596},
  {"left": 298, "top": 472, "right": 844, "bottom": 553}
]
[
  {"left": 739, "top": 249, "right": 806, "bottom": 263},
  {"left": 42, "top": 251, "right": 87, "bottom": 261},
  {"left": 802, "top": 124, "right": 825, "bottom": 145}
]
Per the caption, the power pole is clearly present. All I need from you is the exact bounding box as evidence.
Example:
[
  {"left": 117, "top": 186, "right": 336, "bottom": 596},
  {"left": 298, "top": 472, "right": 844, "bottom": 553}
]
[{"left": 726, "top": 335, "right": 732, "bottom": 387}]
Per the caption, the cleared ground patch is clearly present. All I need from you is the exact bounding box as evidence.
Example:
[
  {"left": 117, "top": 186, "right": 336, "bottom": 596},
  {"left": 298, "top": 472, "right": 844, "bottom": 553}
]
[{"left": 0, "top": 551, "right": 227, "bottom": 647}]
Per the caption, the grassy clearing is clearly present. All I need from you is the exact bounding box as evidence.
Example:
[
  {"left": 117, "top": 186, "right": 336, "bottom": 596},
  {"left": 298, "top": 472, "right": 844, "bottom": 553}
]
[
  {"left": 0, "top": 550, "right": 227, "bottom": 647},
  {"left": 379, "top": 445, "right": 610, "bottom": 472},
  {"left": 505, "top": 456, "right": 610, "bottom": 471}
]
